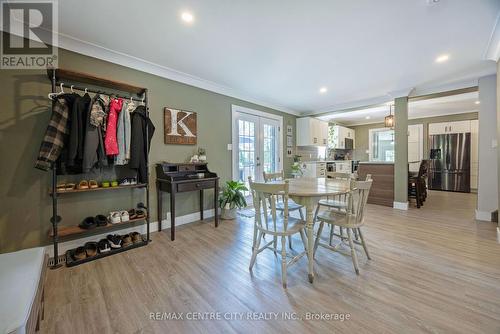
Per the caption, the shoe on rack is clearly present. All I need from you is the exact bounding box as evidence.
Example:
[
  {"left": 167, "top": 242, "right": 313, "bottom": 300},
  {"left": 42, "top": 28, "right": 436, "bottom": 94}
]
[
  {"left": 98, "top": 239, "right": 111, "bottom": 253},
  {"left": 79, "top": 216, "right": 97, "bottom": 230},
  {"left": 121, "top": 234, "right": 133, "bottom": 248},
  {"left": 89, "top": 180, "right": 99, "bottom": 189},
  {"left": 119, "top": 178, "right": 131, "bottom": 186},
  {"left": 135, "top": 209, "right": 146, "bottom": 219},
  {"left": 73, "top": 246, "right": 87, "bottom": 261},
  {"left": 77, "top": 180, "right": 89, "bottom": 190},
  {"left": 107, "top": 234, "right": 122, "bottom": 248},
  {"left": 84, "top": 242, "right": 98, "bottom": 257},
  {"left": 128, "top": 209, "right": 137, "bottom": 220},
  {"left": 95, "top": 214, "right": 108, "bottom": 226},
  {"left": 130, "top": 232, "right": 143, "bottom": 244},
  {"left": 129, "top": 178, "right": 137, "bottom": 185},
  {"left": 108, "top": 211, "right": 121, "bottom": 224},
  {"left": 120, "top": 210, "right": 130, "bottom": 222}
]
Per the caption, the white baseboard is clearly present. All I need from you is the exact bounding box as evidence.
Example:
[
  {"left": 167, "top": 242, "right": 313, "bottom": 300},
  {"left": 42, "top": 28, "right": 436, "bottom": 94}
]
[
  {"left": 475, "top": 209, "right": 493, "bottom": 222},
  {"left": 45, "top": 209, "right": 215, "bottom": 258},
  {"left": 393, "top": 201, "right": 409, "bottom": 210}
]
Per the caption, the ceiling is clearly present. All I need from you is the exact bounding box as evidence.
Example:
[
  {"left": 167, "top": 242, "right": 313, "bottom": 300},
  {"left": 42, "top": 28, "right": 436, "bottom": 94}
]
[
  {"left": 52, "top": 1, "right": 500, "bottom": 114},
  {"left": 317, "top": 91, "right": 479, "bottom": 126}
]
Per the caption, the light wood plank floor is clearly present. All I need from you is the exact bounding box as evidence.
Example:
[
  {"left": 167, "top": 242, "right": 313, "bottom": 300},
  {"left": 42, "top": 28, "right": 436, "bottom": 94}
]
[{"left": 42, "top": 191, "right": 500, "bottom": 334}]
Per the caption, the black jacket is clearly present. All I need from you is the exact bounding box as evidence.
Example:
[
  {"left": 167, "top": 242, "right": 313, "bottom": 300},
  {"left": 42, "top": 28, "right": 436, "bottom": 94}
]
[{"left": 129, "top": 105, "right": 155, "bottom": 183}]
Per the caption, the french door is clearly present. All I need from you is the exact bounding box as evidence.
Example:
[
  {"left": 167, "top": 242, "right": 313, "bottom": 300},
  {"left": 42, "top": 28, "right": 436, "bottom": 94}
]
[{"left": 232, "top": 108, "right": 282, "bottom": 187}]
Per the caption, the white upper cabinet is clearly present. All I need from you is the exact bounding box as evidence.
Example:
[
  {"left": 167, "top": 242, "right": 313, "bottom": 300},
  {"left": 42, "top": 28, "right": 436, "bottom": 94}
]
[
  {"left": 329, "top": 125, "right": 355, "bottom": 149},
  {"left": 296, "top": 117, "right": 328, "bottom": 146},
  {"left": 428, "top": 120, "right": 471, "bottom": 135}
]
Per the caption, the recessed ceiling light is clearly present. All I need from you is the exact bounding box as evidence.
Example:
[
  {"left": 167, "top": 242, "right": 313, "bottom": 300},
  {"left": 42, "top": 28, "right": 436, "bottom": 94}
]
[
  {"left": 475, "top": 101, "right": 480, "bottom": 105},
  {"left": 319, "top": 87, "right": 328, "bottom": 94},
  {"left": 365, "top": 116, "right": 371, "bottom": 119},
  {"left": 435, "top": 54, "right": 450, "bottom": 63},
  {"left": 181, "top": 11, "right": 194, "bottom": 23}
]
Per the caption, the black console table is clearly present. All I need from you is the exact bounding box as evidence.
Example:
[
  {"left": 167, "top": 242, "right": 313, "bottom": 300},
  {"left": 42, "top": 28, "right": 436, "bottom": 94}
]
[{"left": 156, "top": 162, "right": 219, "bottom": 240}]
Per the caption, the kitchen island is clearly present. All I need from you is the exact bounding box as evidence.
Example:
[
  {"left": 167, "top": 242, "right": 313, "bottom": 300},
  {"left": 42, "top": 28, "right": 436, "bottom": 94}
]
[{"left": 357, "top": 162, "right": 394, "bottom": 207}]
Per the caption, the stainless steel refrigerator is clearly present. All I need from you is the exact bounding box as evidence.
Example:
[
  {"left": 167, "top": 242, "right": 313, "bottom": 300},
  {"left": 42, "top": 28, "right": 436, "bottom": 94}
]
[{"left": 428, "top": 133, "right": 471, "bottom": 193}]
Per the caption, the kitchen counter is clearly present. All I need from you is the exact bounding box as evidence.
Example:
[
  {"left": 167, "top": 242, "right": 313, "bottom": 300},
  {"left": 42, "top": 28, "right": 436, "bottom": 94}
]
[
  {"left": 357, "top": 162, "right": 394, "bottom": 207},
  {"left": 358, "top": 161, "right": 394, "bottom": 165}
]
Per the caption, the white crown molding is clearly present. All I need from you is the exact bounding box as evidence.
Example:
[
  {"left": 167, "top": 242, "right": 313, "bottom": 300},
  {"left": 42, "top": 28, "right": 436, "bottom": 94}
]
[
  {"left": 484, "top": 13, "right": 500, "bottom": 62},
  {"left": 55, "top": 32, "right": 301, "bottom": 116}
]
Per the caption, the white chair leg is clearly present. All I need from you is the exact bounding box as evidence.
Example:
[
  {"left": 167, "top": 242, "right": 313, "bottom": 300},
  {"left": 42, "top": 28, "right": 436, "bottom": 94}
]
[
  {"left": 281, "top": 235, "right": 287, "bottom": 288},
  {"left": 313, "top": 221, "right": 325, "bottom": 258},
  {"left": 357, "top": 228, "right": 371, "bottom": 260},
  {"left": 249, "top": 231, "right": 263, "bottom": 271},
  {"left": 347, "top": 228, "right": 360, "bottom": 275},
  {"left": 353, "top": 228, "right": 359, "bottom": 241},
  {"left": 299, "top": 229, "right": 309, "bottom": 260},
  {"left": 251, "top": 225, "right": 258, "bottom": 251},
  {"left": 313, "top": 204, "right": 320, "bottom": 222},
  {"left": 329, "top": 224, "right": 334, "bottom": 245}
]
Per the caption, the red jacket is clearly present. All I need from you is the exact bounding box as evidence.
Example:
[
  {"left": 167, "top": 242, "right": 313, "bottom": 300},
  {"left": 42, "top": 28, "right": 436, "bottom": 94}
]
[{"left": 105, "top": 98, "right": 123, "bottom": 156}]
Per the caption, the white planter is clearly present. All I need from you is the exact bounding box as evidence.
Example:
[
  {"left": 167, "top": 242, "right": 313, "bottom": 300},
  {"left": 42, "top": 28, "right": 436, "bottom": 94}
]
[{"left": 220, "top": 207, "right": 237, "bottom": 220}]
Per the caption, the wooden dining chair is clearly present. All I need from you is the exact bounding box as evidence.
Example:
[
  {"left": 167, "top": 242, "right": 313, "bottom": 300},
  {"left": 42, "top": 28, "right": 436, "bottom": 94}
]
[
  {"left": 314, "top": 179, "right": 373, "bottom": 274},
  {"left": 408, "top": 160, "right": 428, "bottom": 208},
  {"left": 313, "top": 172, "right": 369, "bottom": 245},
  {"left": 263, "top": 170, "right": 304, "bottom": 249},
  {"left": 248, "top": 177, "right": 308, "bottom": 288}
]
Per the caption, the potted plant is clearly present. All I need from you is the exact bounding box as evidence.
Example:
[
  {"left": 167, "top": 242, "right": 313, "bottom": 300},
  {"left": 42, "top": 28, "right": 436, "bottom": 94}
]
[
  {"left": 219, "top": 180, "right": 248, "bottom": 219},
  {"left": 291, "top": 155, "right": 303, "bottom": 178}
]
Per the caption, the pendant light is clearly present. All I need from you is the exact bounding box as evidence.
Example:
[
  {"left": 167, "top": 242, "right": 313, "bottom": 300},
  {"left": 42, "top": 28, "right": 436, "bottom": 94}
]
[{"left": 385, "top": 104, "right": 394, "bottom": 128}]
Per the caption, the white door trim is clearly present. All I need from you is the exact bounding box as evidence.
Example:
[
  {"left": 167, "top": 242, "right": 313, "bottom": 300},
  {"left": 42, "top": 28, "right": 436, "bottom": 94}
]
[{"left": 231, "top": 105, "right": 283, "bottom": 180}]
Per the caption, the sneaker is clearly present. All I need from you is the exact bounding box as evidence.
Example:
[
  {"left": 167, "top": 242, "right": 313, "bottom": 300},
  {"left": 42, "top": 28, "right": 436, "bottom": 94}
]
[
  {"left": 98, "top": 239, "right": 111, "bottom": 253},
  {"left": 95, "top": 214, "right": 108, "bottom": 227},
  {"left": 119, "top": 178, "right": 131, "bottom": 186},
  {"left": 120, "top": 210, "right": 130, "bottom": 222},
  {"left": 107, "top": 234, "right": 122, "bottom": 248},
  {"left": 84, "top": 242, "right": 98, "bottom": 257},
  {"left": 79, "top": 216, "right": 97, "bottom": 229},
  {"left": 122, "top": 234, "right": 133, "bottom": 247},
  {"left": 130, "top": 232, "right": 143, "bottom": 244},
  {"left": 108, "top": 211, "right": 121, "bottom": 224},
  {"left": 73, "top": 246, "right": 86, "bottom": 261}
]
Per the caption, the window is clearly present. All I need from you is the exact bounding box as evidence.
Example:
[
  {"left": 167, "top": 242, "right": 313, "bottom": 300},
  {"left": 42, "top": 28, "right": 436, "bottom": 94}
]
[{"left": 369, "top": 128, "right": 394, "bottom": 162}]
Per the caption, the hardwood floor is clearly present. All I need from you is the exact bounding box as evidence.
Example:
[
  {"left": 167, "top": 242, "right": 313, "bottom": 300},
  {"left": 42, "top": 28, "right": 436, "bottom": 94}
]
[{"left": 42, "top": 191, "right": 500, "bottom": 333}]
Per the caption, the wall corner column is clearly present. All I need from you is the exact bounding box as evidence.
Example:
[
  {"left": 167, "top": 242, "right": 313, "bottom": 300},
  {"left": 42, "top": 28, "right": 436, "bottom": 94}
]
[{"left": 394, "top": 96, "right": 409, "bottom": 210}]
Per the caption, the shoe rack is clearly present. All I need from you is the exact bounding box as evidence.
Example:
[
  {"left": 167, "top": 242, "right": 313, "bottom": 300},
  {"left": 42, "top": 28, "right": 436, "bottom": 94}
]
[{"left": 47, "top": 68, "right": 151, "bottom": 268}]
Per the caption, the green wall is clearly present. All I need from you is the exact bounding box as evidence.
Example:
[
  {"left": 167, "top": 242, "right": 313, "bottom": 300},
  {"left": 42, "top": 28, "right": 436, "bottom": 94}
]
[
  {"left": 0, "top": 48, "right": 296, "bottom": 253},
  {"left": 352, "top": 112, "right": 478, "bottom": 161}
]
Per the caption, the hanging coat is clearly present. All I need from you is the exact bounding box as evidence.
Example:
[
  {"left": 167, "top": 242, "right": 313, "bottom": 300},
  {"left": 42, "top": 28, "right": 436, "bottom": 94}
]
[
  {"left": 115, "top": 100, "right": 133, "bottom": 165},
  {"left": 105, "top": 98, "right": 123, "bottom": 156},
  {"left": 82, "top": 94, "right": 109, "bottom": 172},
  {"left": 129, "top": 105, "right": 154, "bottom": 183},
  {"left": 35, "top": 96, "right": 70, "bottom": 171}
]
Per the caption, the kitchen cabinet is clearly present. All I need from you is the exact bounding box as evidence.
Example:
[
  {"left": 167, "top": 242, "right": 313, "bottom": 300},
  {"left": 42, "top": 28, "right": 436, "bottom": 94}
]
[
  {"left": 297, "top": 117, "right": 328, "bottom": 146},
  {"left": 335, "top": 161, "right": 352, "bottom": 173},
  {"left": 428, "top": 120, "right": 471, "bottom": 135},
  {"left": 330, "top": 125, "right": 355, "bottom": 149}
]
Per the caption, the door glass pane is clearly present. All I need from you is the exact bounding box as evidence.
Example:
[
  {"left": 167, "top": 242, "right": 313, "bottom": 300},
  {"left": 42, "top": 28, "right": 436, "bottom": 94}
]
[
  {"left": 262, "top": 123, "right": 277, "bottom": 173},
  {"left": 238, "top": 119, "right": 256, "bottom": 184},
  {"left": 370, "top": 129, "right": 394, "bottom": 162}
]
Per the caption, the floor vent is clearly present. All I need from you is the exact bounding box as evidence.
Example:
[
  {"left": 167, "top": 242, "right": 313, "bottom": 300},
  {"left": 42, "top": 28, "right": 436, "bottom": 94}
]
[{"left": 47, "top": 254, "right": 66, "bottom": 267}]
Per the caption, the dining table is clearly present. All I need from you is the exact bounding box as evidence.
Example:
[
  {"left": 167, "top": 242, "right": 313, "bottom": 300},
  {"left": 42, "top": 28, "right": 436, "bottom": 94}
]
[{"left": 270, "top": 177, "right": 352, "bottom": 283}]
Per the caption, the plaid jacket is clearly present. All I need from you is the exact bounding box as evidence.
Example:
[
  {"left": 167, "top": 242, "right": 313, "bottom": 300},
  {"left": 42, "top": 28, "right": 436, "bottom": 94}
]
[{"left": 35, "top": 97, "right": 70, "bottom": 171}]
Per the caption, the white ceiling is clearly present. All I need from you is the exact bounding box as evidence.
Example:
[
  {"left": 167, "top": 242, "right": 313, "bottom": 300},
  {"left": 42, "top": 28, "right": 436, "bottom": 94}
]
[
  {"left": 53, "top": 0, "right": 499, "bottom": 114},
  {"left": 317, "top": 91, "right": 479, "bottom": 126}
]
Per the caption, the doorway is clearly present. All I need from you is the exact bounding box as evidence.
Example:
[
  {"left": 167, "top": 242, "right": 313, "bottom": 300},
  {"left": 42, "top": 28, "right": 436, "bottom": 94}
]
[{"left": 231, "top": 105, "right": 283, "bottom": 187}]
